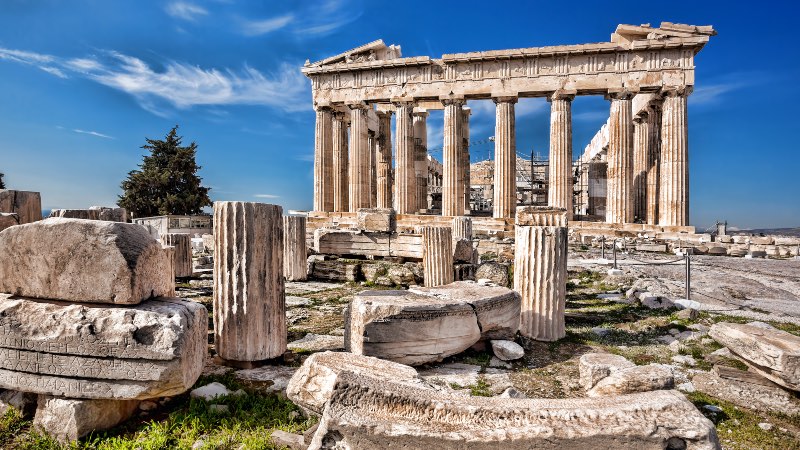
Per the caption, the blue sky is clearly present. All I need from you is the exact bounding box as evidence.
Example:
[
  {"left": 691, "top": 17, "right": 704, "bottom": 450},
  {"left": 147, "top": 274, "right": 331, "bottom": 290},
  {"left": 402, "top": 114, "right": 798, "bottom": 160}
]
[{"left": 1, "top": 0, "right": 798, "bottom": 229}]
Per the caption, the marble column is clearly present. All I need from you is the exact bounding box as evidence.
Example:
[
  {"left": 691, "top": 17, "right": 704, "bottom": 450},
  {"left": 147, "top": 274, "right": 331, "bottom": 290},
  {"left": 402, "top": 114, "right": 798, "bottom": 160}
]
[
  {"left": 452, "top": 216, "right": 473, "bottom": 240},
  {"left": 462, "top": 107, "right": 472, "bottom": 213},
  {"left": 442, "top": 98, "right": 464, "bottom": 217},
  {"left": 632, "top": 111, "right": 649, "bottom": 223},
  {"left": 376, "top": 111, "right": 393, "bottom": 209},
  {"left": 514, "top": 207, "right": 568, "bottom": 342},
  {"left": 646, "top": 104, "right": 661, "bottom": 225},
  {"left": 332, "top": 111, "right": 349, "bottom": 212},
  {"left": 369, "top": 132, "right": 377, "bottom": 208},
  {"left": 313, "top": 106, "right": 334, "bottom": 212},
  {"left": 213, "top": 201, "right": 286, "bottom": 363},
  {"left": 394, "top": 101, "right": 417, "bottom": 214},
  {"left": 659, "top": 88, "right": 690, "bottom": 227},
  {"left": 162, "top": 233, "right": 192, "bottom": 278},
  {"left": 605, "top": 92, "right": 634, "bottom": 224},
  {"left": 547, "top": 92, "right": 574, "bottom": 220},
  {"left": 413, "top": 110, "right": 429, "bottom": 212},
  {"left": 493, "top": 97, "right": 517, "bottom": 219},
  {"left": 283, "top": 215, "right": 307, "bottom": 282},
  {"left": 421, "top": 226, "right": 453, "bottom": 287},
  {"left": 348, "top": 103, "right": 371, "bottom": 212}
]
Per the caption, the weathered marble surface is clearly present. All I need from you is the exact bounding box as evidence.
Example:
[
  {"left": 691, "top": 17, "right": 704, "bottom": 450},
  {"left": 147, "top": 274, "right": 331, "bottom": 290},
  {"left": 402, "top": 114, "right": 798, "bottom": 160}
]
[
  {"left": 579, "top": 352, "right": 635, "bottom": 390},
  {"left": 308, "top": 371, "right": 720, "bottom": 450},
  {"left": 48, "top": 209, "right": 99, "bottom": 220},
  {"left": 356, "top": 208, "right": 395, "bottom": 232},
  {"left": 0, "top": 218, "right": 173, "bottom": 304},
  {"left": 34, "top": 396, "right": 140, "bottom": 443},
  {"left": 286, "top": 351, "right": 423, "bottom": 416},
  {"left": 0, "top": 295, "right": 206, "bottom": 400},
  {"left": 0, "top": 190, "right": 42, "bottom": 224},
  {"left": 0, "top": 213, "right": 19, "bottom": 232},
  {"left": 588, "top": 364, "right": 674, "bottom": 397},
  {"left": 709, "top": 322, "right": 800, "bottom": 391},
  {"left": 89, "top": 206, "right": 128, "bottom": 223},
  {"left": 283, "top": 216, "right": 308, "bottom": 282},
  {"left": 161, "top": 233, "right": 192, "bottom": 278}
]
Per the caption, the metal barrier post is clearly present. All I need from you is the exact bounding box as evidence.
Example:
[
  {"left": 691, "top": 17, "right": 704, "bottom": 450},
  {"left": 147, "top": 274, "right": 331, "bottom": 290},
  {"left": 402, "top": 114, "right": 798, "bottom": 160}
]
[
  {"left": 601, "top": 236, "right": 606, "bottom": 260},
  {"left": 613, "top": 240, "right": 617, "bottom": 269},
  {"left": 685, "top": 252, "right": 691, "bottom": 300}
]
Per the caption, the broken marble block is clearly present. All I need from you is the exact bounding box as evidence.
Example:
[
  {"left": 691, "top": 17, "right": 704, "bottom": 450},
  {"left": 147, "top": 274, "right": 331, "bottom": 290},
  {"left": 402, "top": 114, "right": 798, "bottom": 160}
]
[
  {"left": 0, "top": 190, "right": 42, "bottom": 224},
  {"left": 89, "top": 206, "right": 128, "bottom": 223},
  {"left": 578, "top": 353, "right": 636, "bottom": 390},
  {"left": 0, "top": 294, "right": 206, "bottom": 400},
  {"left": 0, "top": 218, "right": 173, "bottom": 304},
  {"left": 286, "top": 351, "right": 425, "bottom": 416},
  {"left": 356, "top": 208, "right": 396, "bottom": 232},
  {"left": 0, "top": 213, "right": 19, "bottom": 232},
  {"left": 48, "top": 209, "right": 100, "bottom": 220},
  {"left": 411, "top": 281, "right": 521, "bottom": 340},
  {"left": 34, "top": 396, "right": 140, "bottom": 443},
  {"left": 709, "top": 322, "right": 800, "bottom": 391},
  {"left": 307, "top": 370, "right": 720, "bottom": 450},
  {"left": 587, "top": 364, "right": 675, "bottom": 397},
  {"left": 346, "top": 290, "right": 481, "bottom": 366}
]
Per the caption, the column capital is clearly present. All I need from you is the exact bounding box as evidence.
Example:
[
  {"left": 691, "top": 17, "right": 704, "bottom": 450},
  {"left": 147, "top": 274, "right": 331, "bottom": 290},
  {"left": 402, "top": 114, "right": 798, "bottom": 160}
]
[
  {"left": 461, "top": 106, "right": 471, "bottom": 116},
  {"left": 660, "top": 85, "right": 693, "bottom": 97},
  {"left": 391, "top": 96, "right": 416, "bottom": 108},
  {"left": 331, "top": 110, "right": 346, "bottom": 120},
  {"left": 547, "top": 89, "right": 576, "bottom": 102},
  {"left": 492, "top": 96, "right": 518, "bottom": 104},
  {"left": 605, "top": 88, "right": 637, "bottom": 101},
  {"left": 633, "top": 109, "right": 649, "bottom": 123},
  {"left": 440, "top": 96, "right": 465, "bottom": 107},
  {"left": 376, "top": 110, "right": 393, "bottom": 119},
  {"left": 314, "top": 104, "right": 334, "bottom": 112},
  {"left": 346, "top": 101, "right": 370, "bottom": 111},
  {"left": 412, "top": 108, "right": 429, "bottom": 118}
]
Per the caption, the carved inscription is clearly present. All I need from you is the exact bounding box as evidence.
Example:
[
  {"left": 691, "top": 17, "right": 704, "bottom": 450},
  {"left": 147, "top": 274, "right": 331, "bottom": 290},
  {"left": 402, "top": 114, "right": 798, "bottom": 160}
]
[
  {"left": 0, "top": 347, "right": 170, "bottom": 381},
  {"left": 0, "top": 368, "right": 184, "bottom": 400}
]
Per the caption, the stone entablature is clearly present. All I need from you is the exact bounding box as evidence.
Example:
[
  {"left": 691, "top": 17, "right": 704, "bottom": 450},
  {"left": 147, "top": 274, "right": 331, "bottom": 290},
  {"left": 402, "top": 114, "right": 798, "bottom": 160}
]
[{"left": 303, "top": 23, "right": 714, "bottom": 106}]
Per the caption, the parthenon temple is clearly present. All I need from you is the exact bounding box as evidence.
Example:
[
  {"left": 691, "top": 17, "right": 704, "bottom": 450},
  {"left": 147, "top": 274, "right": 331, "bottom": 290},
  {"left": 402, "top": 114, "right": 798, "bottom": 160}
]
[{"left": 304, "top": 22, "right": 716, "bottom": 236}]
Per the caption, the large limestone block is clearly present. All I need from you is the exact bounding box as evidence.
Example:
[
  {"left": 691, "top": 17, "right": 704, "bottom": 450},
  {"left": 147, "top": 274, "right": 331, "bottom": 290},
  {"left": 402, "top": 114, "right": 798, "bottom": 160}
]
[
  {"left": 48, "top": 209, "right": 100, "bottom": 220},
  {"left": 346, "top": 290, "right": 481, "bottom": 365},
  {"left": 588, "top": 364, "right": 674, "bottom": 397},
  {"left": 0, "top": 213, "right": 19, "bottom": 232},
  {"left": 0, "top": 218, "right": 173, "bottom": 304},
  {"left": 308, "top": 371, "right": 720, "bottom": 450},
  {"left": 411, "top": 281, "right": 520, "bottom": 340},
  {"left": 34, "top": 396, "right": 140, "bottom": 443},
  {"left": 356, "top": 208, "right": 395, "bottom": 232},
  {"left": 213, "top": 202, "right": 286, "bottom": 362},
  {"left": 286, "top": 351, "right": 424, "bottom": 416},
  {"left": 89, "top": 206, "right": 128, "bottom": 222},
  {"left": 709, "top": 322, "right": 800, "bottom": 390},
  {"left": 452, "top": 238, "right": 475, "bottom": 263},
  {"left": 161, "top": 233, "right": 192, "bottom": 278},
  {"left": 0, "top": 294, "right": 206, "bottom": 400},
  {"left": 0, "top": 190, "right": 42, "bottom": 224}
]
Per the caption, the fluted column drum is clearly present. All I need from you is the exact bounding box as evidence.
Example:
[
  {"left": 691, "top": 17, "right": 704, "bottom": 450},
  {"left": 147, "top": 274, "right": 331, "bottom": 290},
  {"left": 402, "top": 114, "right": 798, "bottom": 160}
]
[
  {"left": 376, "top": 111, "right": 393, "bottom": 209},
  {"left": 332, "top": 112, "right": 349, "bottom": 212},
  {"left": 421, "top": 226, "right": 453, "bottom": 287},
  {"left": 632, "top": 113, "right": 649, "bottom": 223},
  {"left": 646, "top": 104, "right": 661, "bottom": 225},
  {"left": 348, "top": 104, "right": 371, "bottom": 212},
  {"left": 394, "top": 102, "right": 416, "bottom": 214},
  {"left": 162, "top": 233, "right": 192, "bottom": 278},
  {"left": 493, "top": 97, "right": 517, "bottom": 219},
  {"left": 452, "top": 216, "right": 473, "bottom": 240},
  {"left": 313, "top": 107, "right": 334, "bottom": 212},
  {"left": 659, "top": 89, "right": 690, "bottom": 227},
  {"left": 442, "top": 99, "right": 464, "bottom": 217},
  {"left": 547, "top": 93, "right": 574, "bottom": 220},
  {"left": 213, "top": 201, "right": 286, "bottom": 362},
  {"left": 605, "top": 93, "right": 634, "bottom": 224},
  {"left": 283, "top": 215, "right": 307, "bottom": 282}
]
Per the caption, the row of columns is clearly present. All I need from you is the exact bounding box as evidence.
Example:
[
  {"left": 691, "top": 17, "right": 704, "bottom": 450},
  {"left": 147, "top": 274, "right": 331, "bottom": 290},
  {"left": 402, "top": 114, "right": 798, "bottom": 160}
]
[{"left": 313, "top": 87, "right": 689, "bottom": 226}]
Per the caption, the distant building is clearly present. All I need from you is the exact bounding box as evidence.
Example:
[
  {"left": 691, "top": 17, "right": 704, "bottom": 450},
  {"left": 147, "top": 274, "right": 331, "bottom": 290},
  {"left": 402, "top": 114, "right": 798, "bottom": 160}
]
[{"left": 133, "top": 215, "right": 212, "bottom": 239}]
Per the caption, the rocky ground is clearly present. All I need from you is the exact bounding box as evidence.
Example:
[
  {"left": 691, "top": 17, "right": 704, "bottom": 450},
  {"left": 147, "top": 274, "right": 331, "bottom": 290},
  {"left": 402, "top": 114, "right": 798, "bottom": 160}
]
[{"left": 1, "top": 248, "right": 798, "bottom": 449}]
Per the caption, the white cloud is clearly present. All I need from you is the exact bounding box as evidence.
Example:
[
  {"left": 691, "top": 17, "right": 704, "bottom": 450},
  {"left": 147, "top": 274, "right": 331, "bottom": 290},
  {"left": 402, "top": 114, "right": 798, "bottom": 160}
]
[
  {"left": 292, "top": 0, "right": 362, "bottom": 37},
  {"left": 165, "top": 1, "right": 208, "bottom": 21},
  {"left": 240, "top": 14, "right": 294, "bottom": 36},
  {"left": 0, "top": 46, "right": 310, "bottom": 115},
  {"left": 691, "top": 83, "right": 745, "bottom": 105},
  {"left": 73, "top": 129, "right": 114, "bottom": 139},
  {"left": 254, "top": 194, "right": 280, "bottom": 199}
]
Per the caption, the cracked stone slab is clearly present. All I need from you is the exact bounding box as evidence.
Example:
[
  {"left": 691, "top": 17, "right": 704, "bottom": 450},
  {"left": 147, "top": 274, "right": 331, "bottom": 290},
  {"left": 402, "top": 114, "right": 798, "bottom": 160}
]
[{"left": 0, "top": 294, "right": 206, "bottom": 400}]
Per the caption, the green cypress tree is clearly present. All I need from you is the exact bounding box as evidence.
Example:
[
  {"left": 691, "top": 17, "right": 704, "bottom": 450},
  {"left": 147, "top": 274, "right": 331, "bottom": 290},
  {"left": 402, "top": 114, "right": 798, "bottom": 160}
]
[
  {"left": 118, "top": 126, "right": 212, "bottom": 218},
  {"left": 0, "top": 172, "right": 5, "bottom": 189}
]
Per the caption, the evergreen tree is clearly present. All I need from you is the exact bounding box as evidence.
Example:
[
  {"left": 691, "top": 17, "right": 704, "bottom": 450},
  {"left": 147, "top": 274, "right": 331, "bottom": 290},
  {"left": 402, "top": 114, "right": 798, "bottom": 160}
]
[
  {"left": 0, "top": 172, "right": 5, "bottom": 189},
  {"left": 118, "top": 126, "right": 211, "bottom": 218}
]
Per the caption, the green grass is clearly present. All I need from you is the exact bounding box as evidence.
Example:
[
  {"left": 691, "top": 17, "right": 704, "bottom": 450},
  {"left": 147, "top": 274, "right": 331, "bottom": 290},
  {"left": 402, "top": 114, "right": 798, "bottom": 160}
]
[
  {"left": 467, "top": 378, "right": 493, "bottom": 397},
  {"left": 0, "top": 372, "right": 315, "bottom": 450}
]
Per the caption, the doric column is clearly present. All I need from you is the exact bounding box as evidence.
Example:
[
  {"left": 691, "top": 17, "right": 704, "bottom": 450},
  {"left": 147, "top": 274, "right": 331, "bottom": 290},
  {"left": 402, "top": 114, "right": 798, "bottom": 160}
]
[
  {"left": 646, "top": 103, "right": 661, "bottom": 225},
  {"left": 659, "top": 87, "right": 691, "bottom": 226},
  {"left": 452, "top": 216, "right": 473, "bottom": 240},
  {"left": 442, "top": 98, "right": 465, "bottom": 217},
  {"left": 348, "top": 103, "right": 371, "bottom": 212},
  {"left": 313, "top": 106, "right": 334, "bottom": 212},
  {"left": 413, "top": 110, "right": 429, "bottom": 212},
  {"left": 462, "top": 107, "right": 472, "bottom": 213},
  {"left": 369, "top": 132, "right": 377, "bottom": 208},
  {"left": 376, "top": 111, "right": 393, "bottom": 209},
  {"left": 493, "top": 96, "right": 517, "bottom": 219},
  {"left": 283, "top": 215, "right": 307, "bottom": 282},
  {"left": 332, "top": 111, "right": 349, "bottom": 212},
  {"left": 394, "top": 101, "right": 416, "bottom": 214},
  {"left": 605, "top": 91, "right": 634, "bottom": 224},
  {"left": 213, "top": 201, "right": 286, "bottom": 363},
  {"left": 162, "top": 233, "right": 192, "bottom": 278},
  {"left": 632, "top": 112, "right": 649, "bottom": 223},
  {"left": 514, "top": 207, "right": 568, "bottom": 341},
  {"left": 421, "top": 226, "right": 453, "bottom": 287},
  {"left": 547, "top": 91, "right": 574, "bottom": 220}
]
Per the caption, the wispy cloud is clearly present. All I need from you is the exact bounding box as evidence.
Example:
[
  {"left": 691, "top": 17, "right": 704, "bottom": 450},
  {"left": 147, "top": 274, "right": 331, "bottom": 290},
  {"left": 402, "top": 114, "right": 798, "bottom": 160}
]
[
  {"left": 0, "top": 46, "right": 310, "bottom": 115},
  {"left": 254, "top": 194, "right": 280, "bottom": 199},
  {"left": 73, "top": 129, "right": 114, "bottom": 139},
  {"left": 165, "top": 1, "right": 208, "bottom": 21},
  {"left": 292, "top": 0, "right": 362, "bottom": 37},
  {"left": 691, "top": 82, "right": 746, "bottom": 105},
  {"left": 240, "top": 14, "right": 294, "bottom": 36}
]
